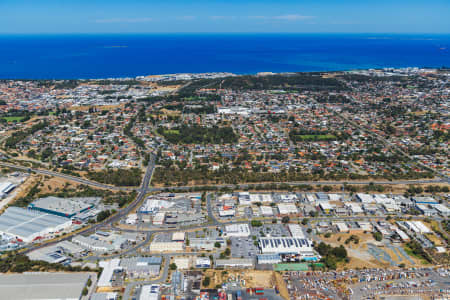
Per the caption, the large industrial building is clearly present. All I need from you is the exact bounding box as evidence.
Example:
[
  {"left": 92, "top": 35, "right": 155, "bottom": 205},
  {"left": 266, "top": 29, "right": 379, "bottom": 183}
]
[
  {"left": 404, "top": 221, "right": 432, "bottom": 234},
  {"left": 140, "top": 199, "right": 174, "bottom": 214},
  {"left": 0, "top": 182, "right": 16, "bottom": 198},
  {"left": 0, "top": 272, "right": 91, "bottom": 300},
  {"left": 238, "top": 192, "right": 273, "bottom": 205},
  {"left": 224, "top": 223, "right": 250, "bottom": 237},
  {"left": 189, "top": 237, "right": 226, "bottom": 251},
  {"left": 215, "top": 258, "right": 254, "bottom": 269},
  {"left": 288, "top": 224, "right": 306, "bottom": 238},
  {"left": 277, "top": 203, "right": 298, "bottom": 215},
  {"left": 139, "top": 284, "right": 160, "bottom": 300},
  {"left": 149, "top": 241, "right": 183, "bottom": 252},
  {"left": 72, "top": 233, "right": 128, "bottom": 253},
  {"left": 258, "top": 237, "right": 318, "bottom": 260},
  {"left": 27, "top": 240, "right": 85, "bottom": 265},
  {"left": 0, "top": 207, "right": 72, "bottom": 243},
  {"left": 120, "top": 257, "right": 162, "bottom": 278},
  {"left": 257, "top": 254, "right": 282, "bottom": 264},
  {"left": 98, "top": 259, "right": 122, "bottom": 289},
  {"left": 28, "top": 196, "right": 98, "bottom": 218}
]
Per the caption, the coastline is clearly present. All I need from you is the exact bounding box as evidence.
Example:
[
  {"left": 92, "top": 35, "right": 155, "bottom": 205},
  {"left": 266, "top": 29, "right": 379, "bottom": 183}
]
[{"left": 0, "top": 33, "right": 448, "bottom": 80}]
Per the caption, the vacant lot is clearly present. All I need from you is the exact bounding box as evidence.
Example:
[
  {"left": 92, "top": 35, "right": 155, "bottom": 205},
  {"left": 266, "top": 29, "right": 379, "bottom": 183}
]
[{"left": 202, "top": 269, "right": 275, "bottom": 289}]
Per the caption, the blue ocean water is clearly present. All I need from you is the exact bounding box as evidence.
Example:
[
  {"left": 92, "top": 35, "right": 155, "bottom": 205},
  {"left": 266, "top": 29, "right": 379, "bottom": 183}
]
[{"left": 0, "top": 34, "right": 449, "bottom": 79}]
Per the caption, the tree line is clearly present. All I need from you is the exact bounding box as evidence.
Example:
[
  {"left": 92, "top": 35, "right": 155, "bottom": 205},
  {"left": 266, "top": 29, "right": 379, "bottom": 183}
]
[
  {"left": 4, "top": 120, "right": 49, "bottom": 148},
  {"left": 157, "top": 125, "right": 238, "bottom": 144},
  {"left": 86, "top": 168, "right": 142, "bottom": 187}
]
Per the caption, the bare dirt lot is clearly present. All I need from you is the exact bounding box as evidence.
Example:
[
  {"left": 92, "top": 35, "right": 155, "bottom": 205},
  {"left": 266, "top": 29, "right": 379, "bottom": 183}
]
[
  {"left": 320, "top": 232, "right": 423, "bottom": 269},
  {"left": 202, "top": 269, "right": 276, "bottom": 289}
]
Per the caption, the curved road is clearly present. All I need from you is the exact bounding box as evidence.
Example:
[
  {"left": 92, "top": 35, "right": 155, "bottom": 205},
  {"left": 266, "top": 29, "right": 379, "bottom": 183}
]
[
  {"left": 0, "top": 161, "right": 135, "bottom": 191},
  {"left": 21, "top": 154, "right": 156, "bottom": 254}
]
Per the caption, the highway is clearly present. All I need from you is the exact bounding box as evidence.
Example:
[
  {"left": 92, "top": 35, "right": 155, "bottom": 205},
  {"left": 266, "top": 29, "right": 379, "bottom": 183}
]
[
  {"left": 147, "top": 178, "right": 445, "bottom": 192},
  {"left": 0, "top": 161, "right": 135, "bottom": 191},
  {"left": 1, "top": 161, "right": 445, "bottom": 196},
  {"left": 21, "top": 154, "right": 156, "bottom": 254}
]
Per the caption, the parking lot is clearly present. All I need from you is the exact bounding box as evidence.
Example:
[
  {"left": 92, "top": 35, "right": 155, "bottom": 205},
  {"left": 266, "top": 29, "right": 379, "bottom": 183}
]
[
  {"left": 229, "top": 237, "right": 259, "bottom": 258},
  {"left": 282, "top": 267, "right": 450, "bottom": 300}
]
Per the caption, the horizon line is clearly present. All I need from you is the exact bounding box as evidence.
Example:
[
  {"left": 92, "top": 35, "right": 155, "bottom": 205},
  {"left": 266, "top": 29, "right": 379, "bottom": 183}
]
[{"left": 1, "top": 32, "right": 450, "bottom": 35}]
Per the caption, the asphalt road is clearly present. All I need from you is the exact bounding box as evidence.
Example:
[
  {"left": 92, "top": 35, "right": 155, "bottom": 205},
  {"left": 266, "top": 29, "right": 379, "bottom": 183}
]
[
  {"left": 1, "top": 160, "right": 445, "bottom": 195},
  {"left": 122, "top": 255, "right": 170, "bottom": 300},
  {"left": 0, "top": 161, "right": 135, "bottom": 191},
  {"left": 6, "top": 151, "right": 445, "bottom": 256},
  {"left": 21, "top": 154, "right": 156, "bottom": 254},
  {"left": 207, "top": 193, "right": 219, "bottom": 225},
  {"left": 147, "top": 178, "right": 446, "bottom": 193}
]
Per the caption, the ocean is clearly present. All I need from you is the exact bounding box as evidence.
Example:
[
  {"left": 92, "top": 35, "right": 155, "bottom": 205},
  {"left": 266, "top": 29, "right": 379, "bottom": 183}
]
[{"left": 0, "top": 34, "right": 449, "bottom": 79}]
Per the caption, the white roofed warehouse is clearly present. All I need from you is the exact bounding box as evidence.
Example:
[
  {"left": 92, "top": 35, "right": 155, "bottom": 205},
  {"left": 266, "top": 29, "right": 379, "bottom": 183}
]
[
  {"left": 277, "top": 203, "right": 298, "bottom": 215},
  {"left": 0, "top": 182, "right": 16, "bottom": 197},
  {"left": 225, "top": 223, "right": 250, "bottom": 237},
  {"left": 0, "top": 272, "right": 91, "bottom": 300},
  {"left": 0, "top": 207, "right": 72, "bottom": 243},
  {"left": 258, "top": 237, "right": 316, "bottom": 255},
  {"left": 28, "top": 196, "right": 98, "bottom": 218}
]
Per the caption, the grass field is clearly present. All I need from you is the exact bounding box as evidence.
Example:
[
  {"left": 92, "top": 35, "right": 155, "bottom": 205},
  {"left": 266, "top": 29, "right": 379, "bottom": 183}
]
[
  {"left": 403, "top": 245, "right": 430, "bottom": 265},
  {"left": 2, "top": 116, "right": 26, "bottom": 122},
  {"left": 293, "top": 134, "right": 337, "bottom": 141},
  {"left": 163, "top": 129, "right": 180, "bottom": 135}
]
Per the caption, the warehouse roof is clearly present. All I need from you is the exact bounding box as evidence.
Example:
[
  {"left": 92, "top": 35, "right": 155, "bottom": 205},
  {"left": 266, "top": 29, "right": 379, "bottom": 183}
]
[
  {"left": 0, "top": 207, "right": 71, "bottom": 241},
  {"left": 0, "top": 182, "right": 15, "bottom": 194},
  {"left": 225, "top": 223, "right": 250, "bottom": 236},
  {"left": 259, "top": 237, "right": 313, "bottom": 250},
  {"left": 120, "top": 257, "right": 162, "bottom": 271},
  {"left": 215, "top": 258, "right": 254, "bottom": 266},
  {"left": 98, "top": 259, "right": 122, "bottom": 287},
  {"left": 0, "top": 272, "right": 90, "bottom": 300},
  {"left": 288, "top": 224, "right": 306, "bottom": 238},
  {"left": 172, "top": 232, "right": 185, "bottom": 241},
  {"left": 29, "top": 196, "right": 98, "bottom": 218},
  {"left": 277, "top": 203, "right": 298, "bottom": 214}
]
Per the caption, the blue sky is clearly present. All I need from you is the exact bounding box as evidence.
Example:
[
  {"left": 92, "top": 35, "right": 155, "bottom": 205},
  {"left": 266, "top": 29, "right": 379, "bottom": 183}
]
[{"left": 1, "top": 0, "right": 449, "bottom": 34}]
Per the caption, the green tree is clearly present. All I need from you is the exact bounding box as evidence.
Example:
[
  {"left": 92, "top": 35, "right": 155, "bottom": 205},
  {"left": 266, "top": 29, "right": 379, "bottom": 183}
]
[
  {"left": 251, "top": 220, "right": 263, "bottom": 227},
  {"left": 202, "top": 276, "right": 211, "bottom": 287},
  {"left": 373, "top": 232, "right": 383, "bottom": 241}
]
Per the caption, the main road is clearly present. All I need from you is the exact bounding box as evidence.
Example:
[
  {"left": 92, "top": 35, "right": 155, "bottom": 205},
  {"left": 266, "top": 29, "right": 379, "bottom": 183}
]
[
  {"left": 147, "top": 178, "right": 445, "bottom": 193},
  {"left": 21, "top": 154, "right": 156, "bottom": 254},
  {"left": 0, "top": 160, "right": 445, "bottom": 195},
  {"left": 0, "top": 161, "right": 134, "bottom": 191}
]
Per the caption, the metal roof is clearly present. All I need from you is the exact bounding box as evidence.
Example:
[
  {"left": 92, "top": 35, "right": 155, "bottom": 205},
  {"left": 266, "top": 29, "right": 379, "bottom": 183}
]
[
  {"left": 0, "top": 272, "right": 90, "bottom": 300},
  {"left": 0, "top": 207, "right": 71, "bottom": 240}
]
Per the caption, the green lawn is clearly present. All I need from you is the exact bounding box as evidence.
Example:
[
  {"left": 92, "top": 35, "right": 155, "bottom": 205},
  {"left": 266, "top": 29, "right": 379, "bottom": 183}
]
[
  {"left": 2, "top": 116, "right": 26, "bottom": 122},
  {"left": 164, "top": 129, "right": 180, "bottom": 135},
  {"left": 274, "top": 263, "right": 309, "bottom": 271},
  {"left": 294, "top": 134, "right": 337, "bottom": 141},
  {"left": 403, "top": 245, "right": 430, "bottom": 265}
]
